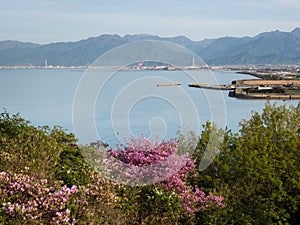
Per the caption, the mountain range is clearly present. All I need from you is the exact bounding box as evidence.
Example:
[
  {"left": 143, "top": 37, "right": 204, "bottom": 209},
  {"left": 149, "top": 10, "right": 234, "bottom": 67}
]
[{"left": 0, "top": 28, "right": 299, "bottom": 66}]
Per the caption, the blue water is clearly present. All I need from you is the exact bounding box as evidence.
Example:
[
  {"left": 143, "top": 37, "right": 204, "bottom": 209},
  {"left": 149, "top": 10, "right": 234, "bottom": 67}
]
[{"left": 0, "top": 68, "right": 298, "bottom": 146}]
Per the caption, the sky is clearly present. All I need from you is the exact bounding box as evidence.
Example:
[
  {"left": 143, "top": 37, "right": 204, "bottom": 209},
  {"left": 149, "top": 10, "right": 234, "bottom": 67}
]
[{"left": 0, "top": 0, "right": 299, "bottom": 44}]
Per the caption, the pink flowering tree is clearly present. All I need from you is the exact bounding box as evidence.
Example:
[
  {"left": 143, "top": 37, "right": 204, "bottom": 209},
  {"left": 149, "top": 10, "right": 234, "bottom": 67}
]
[{"left": 82, "top": 136, "right": 225, "bottom": 223}]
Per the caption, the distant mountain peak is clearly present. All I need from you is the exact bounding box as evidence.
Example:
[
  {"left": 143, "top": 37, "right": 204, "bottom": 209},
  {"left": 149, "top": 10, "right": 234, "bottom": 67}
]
[
  {"left": 167, "top": 35, "right": 192, "bottom": 42},
  {"left": 122, "top": 34, "right": 193, "bottom": 43},
  {"left": 123, "top": 34, "right": 161, "bottom": 41},
  {"left": 291, "top": 27, "right": 300, "bottom": 37},
  {"left": 0, "top": 40, "right": 39, "bottom": 51}
]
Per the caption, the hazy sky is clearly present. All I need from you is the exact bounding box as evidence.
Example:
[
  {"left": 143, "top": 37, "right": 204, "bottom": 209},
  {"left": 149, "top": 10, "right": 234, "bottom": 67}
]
[{"left": 0, "top": 0, "right": 299, "bottom": 43}]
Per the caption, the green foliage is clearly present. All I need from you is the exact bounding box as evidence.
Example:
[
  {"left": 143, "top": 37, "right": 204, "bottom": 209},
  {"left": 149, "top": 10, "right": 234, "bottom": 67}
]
[
  {"left": 49, "top": 125, "right": 77, "bottom": 145},
  {"left": 0, "top": 111, "right": 90, "bottom": 185},
  {"left": 116, "top": 185, "right": 188, "bottom": 225},
  {"left": 1, "top": 102, "right": 300, "bottom": 224},
  {"left": 55, "top": 146, "right": 92, "bottom": 187},
  {"left": 0, "top": 112, "right": 61, "bottom": 178},
  {"left": 137, "top": 186, "right": 188, "bottom": 224},
  {"left": 193, "top": 102, "right": 300, "bottom": 224}
]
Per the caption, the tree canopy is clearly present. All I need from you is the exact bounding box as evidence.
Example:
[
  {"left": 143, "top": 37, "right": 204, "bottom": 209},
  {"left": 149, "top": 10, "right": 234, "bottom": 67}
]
[{"left": 193, "top": 102, "right": 300, "bottom": 224}]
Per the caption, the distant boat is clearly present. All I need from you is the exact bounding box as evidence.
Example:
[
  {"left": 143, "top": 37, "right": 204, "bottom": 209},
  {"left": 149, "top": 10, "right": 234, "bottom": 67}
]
[{"left": 157, "top": 82, "right": 181, "bottom": 87}]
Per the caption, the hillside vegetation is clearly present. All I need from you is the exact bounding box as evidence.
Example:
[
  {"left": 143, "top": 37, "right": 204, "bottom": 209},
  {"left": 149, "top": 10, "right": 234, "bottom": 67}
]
[{"left": 0, "top": 102, "right": 300, "bottom": 224}]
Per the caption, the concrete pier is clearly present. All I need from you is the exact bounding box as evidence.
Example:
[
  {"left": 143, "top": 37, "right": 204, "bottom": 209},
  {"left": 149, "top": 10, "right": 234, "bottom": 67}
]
[{"left": 189, "top": 79, "right": 300, "bottom": 99}]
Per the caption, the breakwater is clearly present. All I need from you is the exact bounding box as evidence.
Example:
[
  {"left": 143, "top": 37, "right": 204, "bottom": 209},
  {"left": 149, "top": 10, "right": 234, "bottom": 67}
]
[{"left": 189, "top": 79, "right": 300, "bottom": 100}]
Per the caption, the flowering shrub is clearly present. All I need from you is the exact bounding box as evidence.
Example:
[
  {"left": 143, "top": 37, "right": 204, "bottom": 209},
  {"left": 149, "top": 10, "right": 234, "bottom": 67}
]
[
  {"left": 106, "top": 137, "right": 188, "bottom": 185},
  {"left": 71, "top": 173, "right": 123, "bottom": 224},
  {"left": 163, "top": 159, "right": 225, "bottom": 216},
  {"left": 0, "top": 171, "right": 78, "bottom": 224},
  {"left": 0, "top": 171, "right": 124, "bottom": 224},
  {"left": 110, "top": 137, "right": 179, "bottom": 166},
  {"left": 108, "top": 136, "right": 225, "bottom": 217}
]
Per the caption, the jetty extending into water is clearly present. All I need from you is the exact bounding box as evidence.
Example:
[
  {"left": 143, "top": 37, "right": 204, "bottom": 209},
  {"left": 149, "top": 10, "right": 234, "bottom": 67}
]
[
  {"left": 188, "top": 82, "right": 235, "bottom": 90},
  {"left": 189, "top": 79, "right": 300, "bottom": 99}
]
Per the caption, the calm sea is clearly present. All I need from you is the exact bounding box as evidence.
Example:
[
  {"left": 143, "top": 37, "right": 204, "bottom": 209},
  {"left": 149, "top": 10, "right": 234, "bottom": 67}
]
[{"left": 0, "top": 68, "right": 298, "bottom": 146}]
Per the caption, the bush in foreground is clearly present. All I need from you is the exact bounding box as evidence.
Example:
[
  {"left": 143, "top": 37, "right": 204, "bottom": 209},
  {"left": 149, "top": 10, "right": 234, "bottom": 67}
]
[{"left": 193, "top": 102, "right": 300, "bottom": 224}]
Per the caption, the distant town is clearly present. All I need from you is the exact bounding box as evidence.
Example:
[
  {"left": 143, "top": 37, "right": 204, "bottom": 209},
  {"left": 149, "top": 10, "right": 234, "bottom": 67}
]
[{"left": 0, "top": 64, "right": 299, "bottom": 77}]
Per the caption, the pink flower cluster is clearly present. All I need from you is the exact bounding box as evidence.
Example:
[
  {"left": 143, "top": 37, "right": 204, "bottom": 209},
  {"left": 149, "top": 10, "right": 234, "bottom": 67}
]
[
  {"left": 0, "top": 171, "right": 78, "bottom": 224},
  {"left": 105, "top": 137, "right": 189, "bottom": 185},
  {"left": 108, "top": 137, "right": 225, "bottom": 215},
  {"left": 110, "top": 137, "right": 178, "bottom": 166},
  {"left": 163, "top": 160, "right": 225, "bottom": 216}
]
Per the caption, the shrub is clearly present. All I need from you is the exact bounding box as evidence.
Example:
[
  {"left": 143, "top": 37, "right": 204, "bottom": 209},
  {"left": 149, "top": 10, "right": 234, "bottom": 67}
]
[
  {"left": 0, "top": 171, "right": 78, "bottom": 224},
  {"left": 193, "top": 102, "right": 300, "bottom": 224}
]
